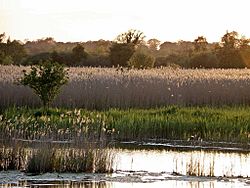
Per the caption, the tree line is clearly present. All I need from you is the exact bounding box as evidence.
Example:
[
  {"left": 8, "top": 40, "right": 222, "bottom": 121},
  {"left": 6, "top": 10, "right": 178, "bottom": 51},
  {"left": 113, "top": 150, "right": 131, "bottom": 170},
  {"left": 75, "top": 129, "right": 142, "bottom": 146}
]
[{"left": 1, "top": 30, "right": 250, "bottom": 68}]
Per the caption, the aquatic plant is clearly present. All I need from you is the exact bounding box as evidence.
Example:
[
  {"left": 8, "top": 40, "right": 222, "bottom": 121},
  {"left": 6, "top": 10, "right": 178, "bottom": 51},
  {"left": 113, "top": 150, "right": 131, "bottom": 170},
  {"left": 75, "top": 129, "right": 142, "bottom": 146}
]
[{"left": 0, "top": 142, "right": 114, "bottom": 173}]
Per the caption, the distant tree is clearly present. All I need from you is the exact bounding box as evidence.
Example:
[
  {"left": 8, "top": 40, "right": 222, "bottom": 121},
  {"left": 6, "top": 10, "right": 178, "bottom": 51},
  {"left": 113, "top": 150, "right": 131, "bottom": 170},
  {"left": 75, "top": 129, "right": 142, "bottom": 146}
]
[
  {"left": 0, "top": 33, "right": 27, "bottom": 65},
  {"left": 6, "top": 40, "right": 27, "bottom": 64},
  {"left": 72, "top": 44, "right": 88, "bottom": 63},
  {"left": 23, "top": 52, "right": 52, "bottom": 65},
  {"left": 220, "top": 31, "right": 240, "bottom": 49},
  {"left": 109, "top": 29, "right": 145, "bottom": 67},
  {"left": 147, "top": 39, "right": 161, "bottom": 51},
  {"left": 20, "top": 60, "right": 68, "bottom": 109},
  {"left": 193, "top": 36, "right": 208, "bottom": 52},
  {"left": 177, "top": 40, "right": 194, "bottom": 56},
  {"left": 84, "top": 40, "right": 112, "bottom": 56},
  {"left": 51, "top": 51, "right": 63, "bottom": 64},
  {"left": 219, "top": 31, "right": 249, "bottom": 50},
  {"left": 128, "top": 51, "right": 155, "bottom": 69},
  {"left": 0, "top": 53, "right": 13, "bottom": 65},
  {"left": 115, "top": 29, "right": 145, "bottom": 46},
  {"left": 186, "top": 52, "right": 219, "bottom": 68},
  {"left": 0, "top": 33, "right": 6, "bottom": 43},
  {"left": 216, "top": 31, "right": 249, "bottom": 68},
  {"left": 109, "top": 43, "right": 135, "bottom": 67},
  {"left": 155, "top": 55, "right": 183, "bottom": 67}
]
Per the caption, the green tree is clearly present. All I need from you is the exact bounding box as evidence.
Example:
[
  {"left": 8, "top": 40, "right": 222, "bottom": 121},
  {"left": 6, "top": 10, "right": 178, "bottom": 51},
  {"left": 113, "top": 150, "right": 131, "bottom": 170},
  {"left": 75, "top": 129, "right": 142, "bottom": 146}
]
[
  {"left": 109, "top": 43, "right": 135, "bottom": 67},
  {"left": 0, "top": 33, "right": 27, "bottom": 65},
  {"left": 216, "top": 31, "right": 249, "bottom": 68},
  {"left": 72, "top": 43, "right": 88, "bottom": 64},
  {"left": 6, "top": 39, "right": 27, "bottom": 64},
  {"left": 186, "top": 52, "right": 219, "bottom": 68},
  {"left": 20, "top": 60, "right": 68, "bottom": 109},
  {"left": 128, "top": 51, "right": 155, "bottom": 69},
  {"left": 110, "top": 29, "right": 145, "bottom": 67}
]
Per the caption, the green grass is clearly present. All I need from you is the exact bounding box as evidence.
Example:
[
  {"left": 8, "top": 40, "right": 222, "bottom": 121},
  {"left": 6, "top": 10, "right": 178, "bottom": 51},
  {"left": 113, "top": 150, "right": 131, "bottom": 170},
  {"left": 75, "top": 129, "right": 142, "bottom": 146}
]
[{"left": 0, "top": 106, "right": 250, "bottom": 143}]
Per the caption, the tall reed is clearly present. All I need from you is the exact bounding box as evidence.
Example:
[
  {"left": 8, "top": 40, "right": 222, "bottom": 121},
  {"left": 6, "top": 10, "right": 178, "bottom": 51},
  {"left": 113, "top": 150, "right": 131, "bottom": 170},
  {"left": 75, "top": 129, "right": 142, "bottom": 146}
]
[
  {"left": 0, "top": 141, "right": 114, "bottom": 173},
  {"left": 2, "top": 66, "right": 250, "bottom": 109}
]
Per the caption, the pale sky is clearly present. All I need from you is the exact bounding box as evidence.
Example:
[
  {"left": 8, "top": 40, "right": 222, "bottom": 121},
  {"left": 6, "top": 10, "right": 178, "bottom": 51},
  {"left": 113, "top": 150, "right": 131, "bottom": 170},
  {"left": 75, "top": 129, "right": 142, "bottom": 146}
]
[{"left": 1, "top": 0, "right": 250, "bottom": 43}]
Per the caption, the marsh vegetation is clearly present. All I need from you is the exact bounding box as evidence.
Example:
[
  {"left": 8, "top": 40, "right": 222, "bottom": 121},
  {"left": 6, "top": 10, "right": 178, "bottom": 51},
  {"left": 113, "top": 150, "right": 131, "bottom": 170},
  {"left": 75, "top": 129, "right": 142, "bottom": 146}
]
[{"left": 2, "top": 66, "right": 250, "bottom": 109}]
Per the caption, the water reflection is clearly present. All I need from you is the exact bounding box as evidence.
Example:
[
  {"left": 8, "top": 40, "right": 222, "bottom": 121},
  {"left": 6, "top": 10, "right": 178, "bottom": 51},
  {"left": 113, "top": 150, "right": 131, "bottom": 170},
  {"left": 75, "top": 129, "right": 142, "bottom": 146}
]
[
  {"left": 1, "top": 179, "right": 248, "bottom": 188},
  {"left": 0, "top": 147, "right": 249, "bottom": 188},
  {"left": 115, "top": 149, "right": 250, "bottom": 177},
  {"left": 2, "top": 181, "right": 112, "bottom": 188}
]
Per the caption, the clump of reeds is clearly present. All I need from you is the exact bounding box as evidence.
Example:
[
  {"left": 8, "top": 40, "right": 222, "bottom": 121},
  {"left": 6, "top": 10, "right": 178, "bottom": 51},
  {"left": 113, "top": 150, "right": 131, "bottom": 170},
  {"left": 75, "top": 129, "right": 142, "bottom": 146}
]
[
  {"left": 174, "top": 151, "right": 215, "bottom": 177},
  {"left": 0, "top": 142, "right": 114, "bottom": 173},
  {"left": 0, "top": 107, "right": 111, "bottom": 142},
  {"left": 0, "top": 146, "right": 26, "bottom": 171}
]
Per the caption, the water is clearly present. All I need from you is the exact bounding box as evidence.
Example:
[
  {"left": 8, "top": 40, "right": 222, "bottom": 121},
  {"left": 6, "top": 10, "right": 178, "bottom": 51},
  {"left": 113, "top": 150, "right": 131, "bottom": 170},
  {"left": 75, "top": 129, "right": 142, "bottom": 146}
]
[
  {"left": 1, "top": 143, "right": 250, "bottom": 188},
  {"left": 0, "top": 170, "right": 249, "bottom": 188},
  {"left": 115, "top": 148, "right": 250, "bottom": 177}
]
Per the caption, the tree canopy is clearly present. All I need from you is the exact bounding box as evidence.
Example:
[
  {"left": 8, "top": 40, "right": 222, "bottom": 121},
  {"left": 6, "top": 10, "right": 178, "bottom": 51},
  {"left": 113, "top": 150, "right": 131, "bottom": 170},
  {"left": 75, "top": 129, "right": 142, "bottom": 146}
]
[{"left": 115, "top": 29, "right": 145, "bottom": 46}]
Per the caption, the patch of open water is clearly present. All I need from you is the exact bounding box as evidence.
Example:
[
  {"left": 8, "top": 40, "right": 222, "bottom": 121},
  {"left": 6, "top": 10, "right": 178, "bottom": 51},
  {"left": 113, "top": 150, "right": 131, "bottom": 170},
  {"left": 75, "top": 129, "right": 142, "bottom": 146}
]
[{"left": 1, "top": 141, "right": 250, "bottom": 188}]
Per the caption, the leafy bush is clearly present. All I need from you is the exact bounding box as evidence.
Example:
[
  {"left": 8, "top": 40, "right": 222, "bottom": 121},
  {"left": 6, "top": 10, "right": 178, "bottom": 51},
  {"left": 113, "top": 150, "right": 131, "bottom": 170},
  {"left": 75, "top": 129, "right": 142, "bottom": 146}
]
[{"left": 20, "top": 60, "right": 68, "bottom": 108}]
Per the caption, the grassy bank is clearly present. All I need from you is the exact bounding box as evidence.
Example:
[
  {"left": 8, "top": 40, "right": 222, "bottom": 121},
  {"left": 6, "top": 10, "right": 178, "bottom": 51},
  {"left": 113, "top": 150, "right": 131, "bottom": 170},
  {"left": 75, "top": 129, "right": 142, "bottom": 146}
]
[{"left": 0, "top": 106, "right": 249, "bottom": 143}]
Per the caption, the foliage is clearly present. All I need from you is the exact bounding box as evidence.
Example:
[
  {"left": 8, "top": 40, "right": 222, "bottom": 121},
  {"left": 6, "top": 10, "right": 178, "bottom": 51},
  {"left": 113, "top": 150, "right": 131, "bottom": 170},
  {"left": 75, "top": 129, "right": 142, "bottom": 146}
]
[
  {"left": 24, "top": 44, "right": 89, "bottom": 66},
  {"left": 0, "top": 33, "right": 27, "bottom": 65},
  {"left": 71, "top": 43, "right": 88, "bottom": 64},
  {"left": 186, "top": 52, "right": 219, "bottom": 68},
  {"left": 128, "top": 51, "right": 155, "bottom": 69},
  {"left": 215, "top": 31, "right": 250, "bottom": 68},
  {"left": 109, "top": 29, "right": 146, "bottom": 67},
  {"left": 0, "top": 52, "right": 13, "bottom": 65},
  {"left": 155, "top": 54, "right": 187, "bottom": 67},
  {"left": 193, "top": 36, "right": 208, "bottom": 52},
  {"left": 23, "top": 52, "right": 52, "bottom": 65},
  {"left": 109, "top": 43, "right": 135, "bottom": 67},
  {"left": 147, "top": 38, "right": 161, "bottom": 51},
  {"left": 219, "top": 31, "right": 249, "bottom": 49},
  {"left": 1, "top": 30, "right": 250, "bottom": 68},
  {"left": 19, "top": 60, "right": 68, "bottom": 108},
  {"left": 115, "top": 29, "right": 145, "bottom": 45}
]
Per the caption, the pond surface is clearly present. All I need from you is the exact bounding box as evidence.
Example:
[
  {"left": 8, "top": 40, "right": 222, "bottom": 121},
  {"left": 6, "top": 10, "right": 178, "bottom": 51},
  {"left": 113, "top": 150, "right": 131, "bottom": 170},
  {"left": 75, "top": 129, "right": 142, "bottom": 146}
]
[
  {"left": 1, "top": 170, "right": 250, "bottom": 188},
  {"left": 1, "top": 141, "right": 250, "bottom": 188}
]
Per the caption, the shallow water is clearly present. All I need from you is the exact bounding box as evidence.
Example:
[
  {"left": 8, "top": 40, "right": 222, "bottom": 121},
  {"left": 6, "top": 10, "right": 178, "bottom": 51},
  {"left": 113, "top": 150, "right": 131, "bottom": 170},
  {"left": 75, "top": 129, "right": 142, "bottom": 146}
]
[
  {"left": 1, "top": 143, "right": 250, "bottom": 188},
  {"left": 115, "top": 148, "right": 250, "bottom": 177},
  {"left": 0, "top": 170, "right": 250, "bottom": 188}
]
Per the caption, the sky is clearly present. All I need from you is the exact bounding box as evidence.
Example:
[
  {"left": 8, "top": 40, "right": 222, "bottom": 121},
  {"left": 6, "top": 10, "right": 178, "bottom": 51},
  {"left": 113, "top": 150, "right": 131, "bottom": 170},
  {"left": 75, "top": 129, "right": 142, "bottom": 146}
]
[{"left": 1, "top": 0, "right": 250, "bottom": 43}]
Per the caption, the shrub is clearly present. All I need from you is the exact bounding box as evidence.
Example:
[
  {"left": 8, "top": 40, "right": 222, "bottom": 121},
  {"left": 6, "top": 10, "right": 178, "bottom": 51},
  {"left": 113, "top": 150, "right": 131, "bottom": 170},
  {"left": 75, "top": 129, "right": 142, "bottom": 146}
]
[{"left": 20, "top": 60, "right": 68, "bottom": 109}]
